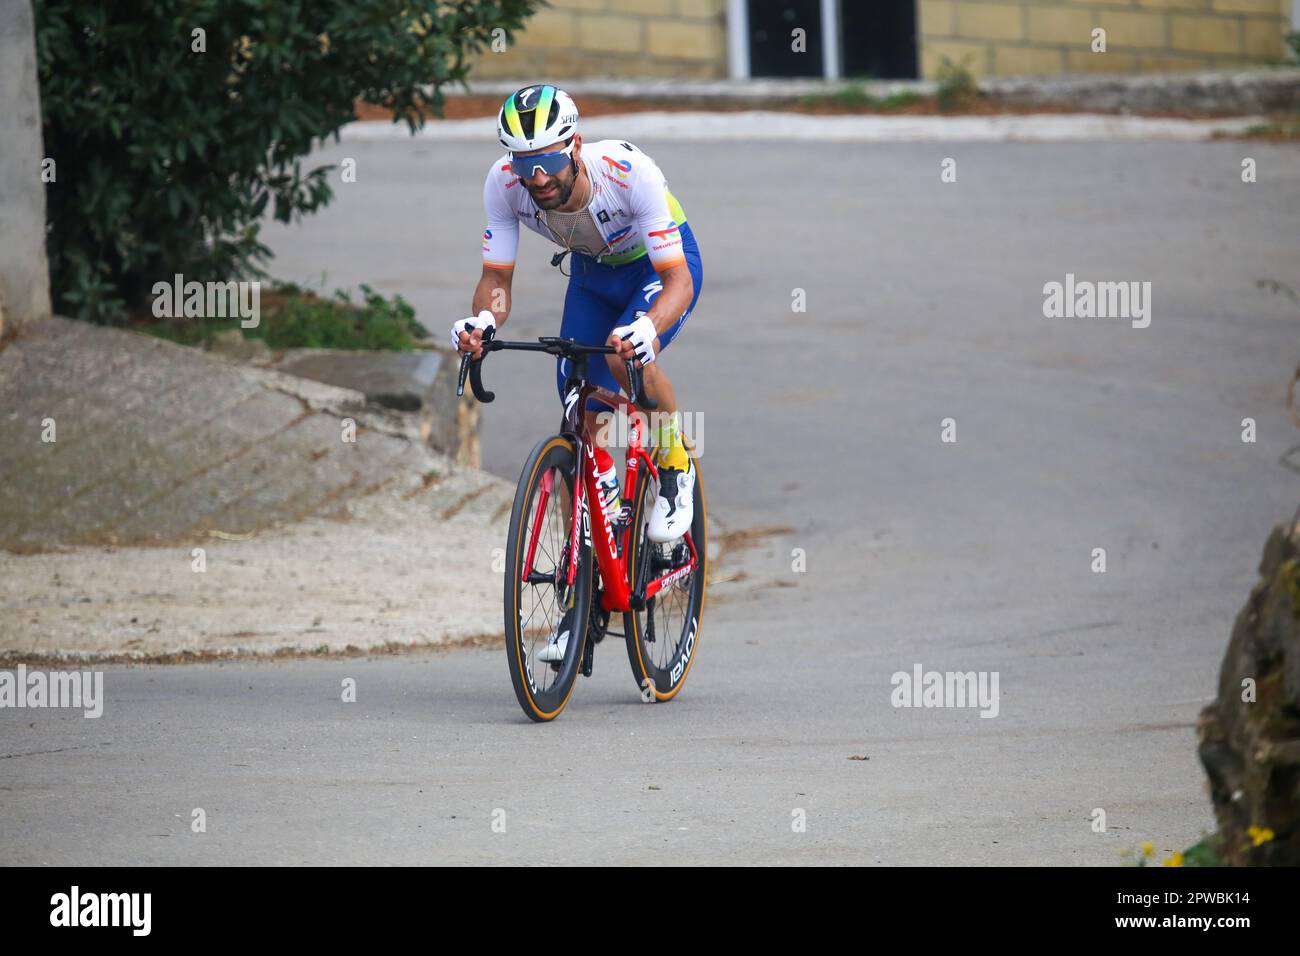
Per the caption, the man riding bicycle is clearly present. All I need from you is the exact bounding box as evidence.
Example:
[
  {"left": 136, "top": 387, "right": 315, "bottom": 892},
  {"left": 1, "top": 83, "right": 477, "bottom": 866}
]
[{"left": 452, "top": 84, "right": 703, "bottom": 553}]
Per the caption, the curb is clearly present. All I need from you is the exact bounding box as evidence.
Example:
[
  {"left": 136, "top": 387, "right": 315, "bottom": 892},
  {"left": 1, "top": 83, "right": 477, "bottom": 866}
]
[{"left": 447, "top": 69, "right": 1300, "bottom": 114}]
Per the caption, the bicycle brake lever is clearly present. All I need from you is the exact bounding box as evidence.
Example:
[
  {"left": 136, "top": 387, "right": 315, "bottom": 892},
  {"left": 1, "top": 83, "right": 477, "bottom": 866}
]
[
  {"left": 625, "top": 359, "right": 658, "bottom": 412},
  {"left": 456, "top": 351, "right": 471, "bottom": 397},
  {"left": 468, "top": 326, "right": 496, "bottom": 403}
]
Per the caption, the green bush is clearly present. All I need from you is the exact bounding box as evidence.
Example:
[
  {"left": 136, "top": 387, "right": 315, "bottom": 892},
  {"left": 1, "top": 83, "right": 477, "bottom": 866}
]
[
  {"left": 257, "top": 283, "right": 426, "bottom": 351},
  {"left": 34, "top": 0, "right": 539, "bottom": 323},
  {"left": 141, "top": 282, "right": 426, "bottom": 351},
  {"left": 935, "top": 57, "right": 978, "bottom": 113}
]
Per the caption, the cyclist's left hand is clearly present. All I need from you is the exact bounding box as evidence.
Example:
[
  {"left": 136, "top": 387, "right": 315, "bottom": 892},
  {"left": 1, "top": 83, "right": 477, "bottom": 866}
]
[{"left": 610, "top": 311, "right": 657, "bottom": 367}]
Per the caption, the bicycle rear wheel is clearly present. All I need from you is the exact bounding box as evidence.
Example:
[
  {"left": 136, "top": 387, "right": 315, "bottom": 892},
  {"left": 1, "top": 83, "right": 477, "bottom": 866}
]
[
  {"left": 623, "top": 449, "right": 707, "bottom": 702},
  {"left": 504, "top": 435, "right": 592, "bottom": 722}
]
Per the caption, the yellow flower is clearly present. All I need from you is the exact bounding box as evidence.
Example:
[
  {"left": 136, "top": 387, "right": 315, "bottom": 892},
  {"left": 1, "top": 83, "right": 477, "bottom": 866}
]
[
  {"left": 1140, "top": 841, "right": 1154, "bottom": 857},
  {"left": 1162, "top": 852, "right": 1184, "bottom": 867},
  {"left": 1246, "top": 826, "right": 1275, "bottom": 847},
  {"left": 317, "top": 33, "right": 330, "bottom": 55}
]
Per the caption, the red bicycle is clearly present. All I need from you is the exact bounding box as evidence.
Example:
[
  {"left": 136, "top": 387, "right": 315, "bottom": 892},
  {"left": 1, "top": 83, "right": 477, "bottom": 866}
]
[{"left": 457, "top": 331, "right": 707, "bottom": 722}]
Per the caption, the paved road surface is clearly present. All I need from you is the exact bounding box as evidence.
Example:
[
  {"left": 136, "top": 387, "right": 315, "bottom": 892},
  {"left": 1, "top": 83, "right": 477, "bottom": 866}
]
[{"left": 4, "top": 135, "right": 1299, "bottom": 864}]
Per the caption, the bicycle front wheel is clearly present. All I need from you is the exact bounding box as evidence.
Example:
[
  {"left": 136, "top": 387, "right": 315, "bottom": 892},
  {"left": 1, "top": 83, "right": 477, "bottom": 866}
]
[{"left": 504, "top": 435, "right": 592, "bottom": 722}]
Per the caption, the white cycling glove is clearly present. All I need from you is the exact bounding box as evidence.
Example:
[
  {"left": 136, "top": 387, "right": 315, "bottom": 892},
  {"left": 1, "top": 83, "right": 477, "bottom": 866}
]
[
  {"left": 611, "top": 311, "right": 658, "bottom": 366},
  {"left": 451, "top": 310, "right": 497, "bottom": 353}
]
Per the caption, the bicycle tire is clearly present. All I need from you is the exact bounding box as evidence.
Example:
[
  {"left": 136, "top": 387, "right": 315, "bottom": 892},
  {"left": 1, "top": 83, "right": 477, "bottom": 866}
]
[
  {"left": 504, "top": 434, "right": 592, "bottom": 722},
  {"left": 623, "top": 447, "right": 707, "bottom": 702}
]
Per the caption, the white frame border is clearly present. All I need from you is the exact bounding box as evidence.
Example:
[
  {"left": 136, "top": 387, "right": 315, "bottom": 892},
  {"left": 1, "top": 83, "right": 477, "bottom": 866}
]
[{"left": 727, "top": 0, "right": 841, "bottom": 79}]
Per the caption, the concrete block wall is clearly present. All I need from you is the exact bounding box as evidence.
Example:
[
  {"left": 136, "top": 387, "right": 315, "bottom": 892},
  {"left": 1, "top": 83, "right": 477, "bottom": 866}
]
[
  {"left": 920, "top": 0, "right": 1295, "bottom": 77},
  {"left": 468, "top": 0, "right": 728, "bottom": 81}
]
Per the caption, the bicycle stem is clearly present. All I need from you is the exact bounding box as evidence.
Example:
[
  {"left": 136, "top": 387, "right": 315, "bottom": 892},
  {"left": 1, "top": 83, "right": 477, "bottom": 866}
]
[{"left": 456, "top": 328, "right": 659, "bottom": 412}]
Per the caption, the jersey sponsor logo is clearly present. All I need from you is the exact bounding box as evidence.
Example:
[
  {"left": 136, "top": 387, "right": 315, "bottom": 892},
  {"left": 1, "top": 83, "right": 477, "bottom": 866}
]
[
  {"left": 600, "top": 171, "right": 630, "bottom": 191},
  {"left": 483, "top": 229, "right": 492, "bottom": 240},
  {"left": 500, "top": 162, "right": 519, "bottom": 188},
  {"left": 600, "top": 156, "right": 631, "bottom": 178},
  {"left": 607, "top": 226, "right": 632, "bottom": 246},
  {"left": 641, "top": 278, "right": 663, "bottom": 302},
  {"left": 597, "top": 209, "right": 610, "bottom": 224},
  {"left": 647, "top": 222, "right": 679, "bottom": 240}
]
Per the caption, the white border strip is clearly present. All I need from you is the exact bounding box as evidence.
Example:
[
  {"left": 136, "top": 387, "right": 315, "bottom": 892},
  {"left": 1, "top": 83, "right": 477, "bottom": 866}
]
[
  {"left": 821, "top": 0, "right": 840, "bottom": 81},
  {"left": 727, "top": 0, "right": 749, "bottom": 80}
]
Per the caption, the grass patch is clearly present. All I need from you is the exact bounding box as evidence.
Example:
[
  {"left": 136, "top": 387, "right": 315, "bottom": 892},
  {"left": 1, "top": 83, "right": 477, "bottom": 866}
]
[
  {"left": 880, "top": 91, "right": 925, "bottom": 111},
  {"left": 136, "top": 282, "right": 427, "bottom": 351},
  {"left": 799, "top": 84, "right": 924, "bottom": 112},
  {"left": 1122, "top": 834, "right": 1222, "bottom": 867},
  {"left": 1239, "top": 114, "right": 1300, "bottom": 140}
]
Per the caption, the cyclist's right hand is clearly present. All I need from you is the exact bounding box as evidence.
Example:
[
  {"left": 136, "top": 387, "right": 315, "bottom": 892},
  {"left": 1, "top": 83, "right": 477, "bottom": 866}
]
[{"left": 451, "top": 310, "right": 497, "bottom": 359}]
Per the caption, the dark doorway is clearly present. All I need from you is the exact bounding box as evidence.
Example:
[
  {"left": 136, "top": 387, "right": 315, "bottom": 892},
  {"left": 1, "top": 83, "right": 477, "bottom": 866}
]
[
  {"left": 747, "top": 0, "right": 823, "bottom": 78},
  {"left": 840, "top": 1, "right": 919, "bottom": 79}
]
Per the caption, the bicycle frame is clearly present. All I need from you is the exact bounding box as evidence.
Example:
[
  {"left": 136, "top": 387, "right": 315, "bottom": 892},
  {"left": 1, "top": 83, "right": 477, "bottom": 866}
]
[{"left": 520, "top": 359, "right": 699, "bottom": 615}]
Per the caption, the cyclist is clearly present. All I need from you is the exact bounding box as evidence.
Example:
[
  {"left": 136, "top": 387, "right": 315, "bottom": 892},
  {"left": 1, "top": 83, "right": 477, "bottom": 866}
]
[{"left": 452, "top": 84, "right": 703, "bottom": 553}]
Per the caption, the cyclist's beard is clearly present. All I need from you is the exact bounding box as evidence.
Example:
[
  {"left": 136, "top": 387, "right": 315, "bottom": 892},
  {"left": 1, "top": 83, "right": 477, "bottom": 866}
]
[{"left": 528, "top": 164, "right": 577, "bottom": 210}]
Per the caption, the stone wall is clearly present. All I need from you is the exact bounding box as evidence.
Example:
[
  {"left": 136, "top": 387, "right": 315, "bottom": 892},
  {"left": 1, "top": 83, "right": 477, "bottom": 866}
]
[
  {"left": 921, "top": 0, "right": 1295, "bottom": 77},
  {"left": 0, "top": 0, "right": 52, "bottom": 340},
  {"left": 468, "top": 0, "right": 728, "bottom": 81},
  {"left": 465, "top": 0, "right": 1294, "bottom": 82},
  {"left": 1198, "top": 521, "right": 1300, "bottom": 866}
]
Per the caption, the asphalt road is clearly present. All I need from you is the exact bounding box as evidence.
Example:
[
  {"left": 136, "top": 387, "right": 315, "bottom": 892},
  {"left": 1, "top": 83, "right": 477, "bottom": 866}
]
[{"left": 4, "top": 135, "right": 1299, "bottom": 865}]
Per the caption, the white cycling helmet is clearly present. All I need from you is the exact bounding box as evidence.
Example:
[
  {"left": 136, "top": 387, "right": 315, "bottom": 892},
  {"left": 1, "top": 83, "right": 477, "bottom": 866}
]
[{"left": 496, "top": 84, "right": 579, "bottom": 151}]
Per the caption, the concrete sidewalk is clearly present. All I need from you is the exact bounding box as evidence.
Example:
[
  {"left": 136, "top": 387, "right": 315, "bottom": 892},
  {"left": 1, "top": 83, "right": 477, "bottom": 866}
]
[
  {"left": 0, "top": 318, "right": 466, "bottom": 551},
  {"left": 345, "top": 110, "right": 1264, "bottom": 143},
  {"left": 0, "top": 317, "right": 513, "bottom": 658},
  {"left": 0, "top": 483, "right": 511, "bottom": 660}
]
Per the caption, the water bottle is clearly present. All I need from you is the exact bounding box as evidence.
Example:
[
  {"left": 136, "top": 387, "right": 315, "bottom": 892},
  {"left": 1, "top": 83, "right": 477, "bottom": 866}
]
[{"left": 595, "top": 463, "right": 621, "bottom": 526}]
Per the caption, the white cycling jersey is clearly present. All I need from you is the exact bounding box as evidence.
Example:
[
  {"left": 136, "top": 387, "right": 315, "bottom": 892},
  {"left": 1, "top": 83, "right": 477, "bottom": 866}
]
[{"left": 481, "top": 139, "right": 688, "bottom": 272}]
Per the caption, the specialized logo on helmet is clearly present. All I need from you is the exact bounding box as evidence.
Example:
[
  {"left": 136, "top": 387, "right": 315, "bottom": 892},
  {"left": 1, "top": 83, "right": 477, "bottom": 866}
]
[{"left": 498, "top": 85, "right": 577, "bottom": 160}]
